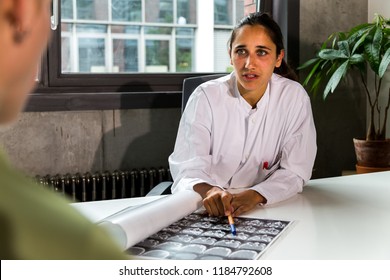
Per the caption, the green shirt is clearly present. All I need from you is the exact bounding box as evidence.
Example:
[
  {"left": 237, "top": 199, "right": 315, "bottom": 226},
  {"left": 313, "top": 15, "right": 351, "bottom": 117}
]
[{"left": 0, "top": 150, "right": 128, "bottom": 259}]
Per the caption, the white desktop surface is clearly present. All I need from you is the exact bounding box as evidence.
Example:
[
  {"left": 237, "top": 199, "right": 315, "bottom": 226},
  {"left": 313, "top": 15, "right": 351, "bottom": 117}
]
[{"left": 72, "top": 171, "right": 390, "bottom": 260}]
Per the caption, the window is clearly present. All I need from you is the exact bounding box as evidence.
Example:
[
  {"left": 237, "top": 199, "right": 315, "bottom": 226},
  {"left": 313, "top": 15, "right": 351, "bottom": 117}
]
[{"left": 32, "top": 1, "right": 298, "bottom": 111}]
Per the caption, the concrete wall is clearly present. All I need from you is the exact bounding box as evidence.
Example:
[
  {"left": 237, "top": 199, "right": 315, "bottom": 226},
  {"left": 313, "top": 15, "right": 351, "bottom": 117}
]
[
  {"left": 0, "top": 0, "right": 369, "bottom": 179},
  {"left": 0, "top": 109, "right": 181, "bottom": 176},
  {"left": 299, "top": 0, "right": 367, "bottom": 178}
]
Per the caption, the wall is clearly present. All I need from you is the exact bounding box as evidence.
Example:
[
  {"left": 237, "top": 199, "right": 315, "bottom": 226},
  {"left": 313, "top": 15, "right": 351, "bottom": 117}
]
[
  {"left": 0, "top": 0, "right": 368, "bottom": 179},
  {"left": 0, "top": 109, "right": 181, "bottom": 176},
  {"left": 299, "top": 0, "right": 367, "bottom": 178}
]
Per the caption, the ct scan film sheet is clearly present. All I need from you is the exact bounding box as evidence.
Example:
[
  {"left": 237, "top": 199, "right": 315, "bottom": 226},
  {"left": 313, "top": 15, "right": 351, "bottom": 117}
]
[{"left": 127, "top": 212, "right": 292, "bottom": 260}]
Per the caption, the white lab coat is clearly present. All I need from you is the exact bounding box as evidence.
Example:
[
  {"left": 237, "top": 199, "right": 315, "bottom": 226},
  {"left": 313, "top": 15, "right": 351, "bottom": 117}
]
[{"left": 169, "top": 72, "right": 317, "bottom": 204}]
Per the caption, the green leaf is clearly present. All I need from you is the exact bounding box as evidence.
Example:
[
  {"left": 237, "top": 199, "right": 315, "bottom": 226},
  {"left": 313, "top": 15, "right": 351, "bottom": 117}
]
[
  {"left": 349, "top": 54, "right": 365, "bottom": 64},
  {"left": 351, "top": 31, "right": 369, "bottom": 54},
  {"left": 323, "top": 60, "right": 349, "bottom": 99},
  {"left": 365, "top": 26, "right": 383, "bottom": 73},
  {"left": 378, "top": 47, "right": 390, "bottom": 77},
  {"left": 338, "top": 40, "right": 350, "bottom": 56},
  {"left": 311, "top": 73, "right": 323, "bottom": 96},
  {"left": 302, "top": 60, "right": 322, "bottom": 86},
  {"left": 297, "top": 58, "right": 320, "bottom": 70},
  {"left": 348, "top": 24, "right": 373, "bottom": 44},
  {"left": 318, "top": 49, "right": 348, "bottom": 59}
]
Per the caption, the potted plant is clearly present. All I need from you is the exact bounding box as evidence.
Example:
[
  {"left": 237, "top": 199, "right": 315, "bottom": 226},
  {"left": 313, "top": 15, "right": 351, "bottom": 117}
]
[{"left": 299, "top": 14, "right": 390, "bottom": 173}]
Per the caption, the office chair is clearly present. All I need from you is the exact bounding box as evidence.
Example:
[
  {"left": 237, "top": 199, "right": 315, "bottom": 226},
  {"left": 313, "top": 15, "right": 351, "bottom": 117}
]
[
  {"left": 180, "top": 74, "right": 226, "bottom": 113},
  {"left": 146, "top": 73, "right": 226, "bottom": 196}
]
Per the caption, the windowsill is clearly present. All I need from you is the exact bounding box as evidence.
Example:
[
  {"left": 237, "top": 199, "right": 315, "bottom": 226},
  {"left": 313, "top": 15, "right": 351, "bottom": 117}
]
[{"left": 24, "top": 91, "right": 182, "bottom": 112}]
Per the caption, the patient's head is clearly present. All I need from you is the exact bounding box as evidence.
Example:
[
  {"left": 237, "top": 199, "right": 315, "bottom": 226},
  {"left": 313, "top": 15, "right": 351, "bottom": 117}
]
[{"left": 0, "top": 0, "right": 52, "bottom": 124}]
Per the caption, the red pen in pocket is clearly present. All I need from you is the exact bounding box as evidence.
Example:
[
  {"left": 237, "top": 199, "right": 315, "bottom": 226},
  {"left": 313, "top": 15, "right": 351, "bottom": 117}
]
[{"left": 262, "top": 161, "right": 269, "bottom": 170}]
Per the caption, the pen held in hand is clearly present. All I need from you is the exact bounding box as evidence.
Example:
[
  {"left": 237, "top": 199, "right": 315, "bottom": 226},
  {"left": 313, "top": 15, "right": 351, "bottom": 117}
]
[{"left": 227, "top": 215, "right": 236, "bottom": 236}]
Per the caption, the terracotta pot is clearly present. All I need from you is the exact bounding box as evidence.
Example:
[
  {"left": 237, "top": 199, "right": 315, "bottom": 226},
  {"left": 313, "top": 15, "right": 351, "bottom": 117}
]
[
  {"left": 355, "top": 164, "right": 390, "bottom": 174},
  {"left": 353, "top": 138, "right": 390, "bottom": 168}
]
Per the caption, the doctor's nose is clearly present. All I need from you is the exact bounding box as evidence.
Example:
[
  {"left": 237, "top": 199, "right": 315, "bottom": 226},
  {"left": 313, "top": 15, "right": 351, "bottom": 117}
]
[{"left": 245, "top": 54, "right": 256, "bottom": 69}]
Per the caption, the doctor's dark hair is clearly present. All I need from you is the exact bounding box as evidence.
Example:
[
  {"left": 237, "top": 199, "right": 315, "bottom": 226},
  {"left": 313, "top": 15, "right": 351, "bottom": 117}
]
[{"left": 228, "top": 12, "right": 298, "bottom": 82}]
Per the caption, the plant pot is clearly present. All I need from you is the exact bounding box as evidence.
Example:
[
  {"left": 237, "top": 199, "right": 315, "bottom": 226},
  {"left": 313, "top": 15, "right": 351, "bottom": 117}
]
[
  {"left": 355, "top": 164, "right": 390, "bottom": 174},
  {"left": 353, "top": 138, "right": 390, "bottom": 173}
]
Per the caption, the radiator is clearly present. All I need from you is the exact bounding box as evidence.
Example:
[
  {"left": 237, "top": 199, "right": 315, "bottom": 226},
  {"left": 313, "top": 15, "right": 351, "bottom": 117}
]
[{"left": 35, "top": 167, "right": 172, "bottom": 202}]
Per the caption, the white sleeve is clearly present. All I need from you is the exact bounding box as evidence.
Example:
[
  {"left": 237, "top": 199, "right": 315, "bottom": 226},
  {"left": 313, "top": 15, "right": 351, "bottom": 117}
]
[
  {"left": 168, "top": 88, "right": 221, "bottom": 193},
  {"left": 251, "top": 96, "right": 317, "bottom": 204}
]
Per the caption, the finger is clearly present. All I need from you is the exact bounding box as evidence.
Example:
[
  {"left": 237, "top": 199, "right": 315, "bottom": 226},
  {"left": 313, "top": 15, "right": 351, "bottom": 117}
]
[
  {"left": 202, "top": 198, "right": 212, "bottom": 215},
  {"left": 221, "top": 192, "right": 233, "bottom": 216},
  {"left": 211, "top": 195, "right": 225, "bottom": 216},
  {"left": 232, "top": 204, "right": 247, "bottom": 217},
  {"left": 204, "top": 196, "right": 222, "bottom": 216}
]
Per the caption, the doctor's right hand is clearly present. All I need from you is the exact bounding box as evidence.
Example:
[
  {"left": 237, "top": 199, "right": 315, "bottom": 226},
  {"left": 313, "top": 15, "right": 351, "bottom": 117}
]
[{"left": 193, "top": 183, "right": 233, "bottom": 217}]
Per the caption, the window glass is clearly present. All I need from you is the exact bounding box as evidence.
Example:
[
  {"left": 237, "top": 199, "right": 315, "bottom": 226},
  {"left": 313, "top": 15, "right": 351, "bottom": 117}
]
[
  {"left": 61, "top": 0, "right": 73, "bottom": 19},
  {"left": 112, "top": 0, "right": 142, "bottom": 22},
  {"left": 176, "top": 38, "right": 193, "bottom": 72},
  {"left": 145, "top": 40, "right": 170, "bottom": 72},
  {"left": 214, "top": 30, "right": 232, "bottom": 72},
  {"left": 145, "top": 0, "right": 174, "bottom": 23},
  {"left": 177, "top": 0, "right": 197, "bottom": 24},
  {"left": 61, "top": 37, "right": 72, "bottom": 72},
  {"left": 214, "top": 0, "right": 233, "bottom": 25},
  {"left": 58, "top": 0, "right": 250, "bottom": 75},
  {"left": 78, "top": 38, "right": 105, "bottom": 72},
  {"left": 77, "top": 0, "right": 108, "bottom": 21},
  {"left": 113, "top": 39, "right": 138, "bottom": 72}
]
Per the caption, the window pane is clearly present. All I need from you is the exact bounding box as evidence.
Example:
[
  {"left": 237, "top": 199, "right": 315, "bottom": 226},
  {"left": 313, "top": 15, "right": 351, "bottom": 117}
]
[
  {"left": 215, "top": 0, "right": 233, "bottom": 25},
  {"left": 145, "top": 40, "right": 169, "bottom": 72},
  {"left": 78, "top": 38, "right": 105, "bottom": 72},
  {"left": 59, "top": 0, "right": 250, "bottom": 74},
  {"left": 176, "top": 38, "right": 193, "bottom": 72},
  {"left": 145, "top": 0, "right": 174, "bottom": 23},
  {"left": 77, "top": 0, "right": 108, "bottom": 21},
  {"left": 61, "top": 0, "right": 73, "bottom": 19},
  {"left": 214, "top": 30, "right": 231, "bottom": 72},
  {"left": 113, "top": 39, "right": 138, "bottom": 72},
  {"left": 112, "top": 0, "right": 142, "bottom": 22},
  {"left": 177, "top": 0, "right": 197, "bottom": 24},
  {"left": 61, "top": 37, "right": 72, "bottom": 72},
  {"left": 61, "top": 23, "right": 73, "bottom": 73}
]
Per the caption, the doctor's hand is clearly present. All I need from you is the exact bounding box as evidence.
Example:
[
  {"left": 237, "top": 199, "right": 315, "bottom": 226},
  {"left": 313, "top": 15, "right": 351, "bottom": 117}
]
[
  {"left": 193, "top": 184, "right": 266, "bottom": 217},
  {"left": 194, "top": 183, "right": 233, "bottom": 217},
  {"left": 229, "top": 190, "right": 266, "bottom": 217}
]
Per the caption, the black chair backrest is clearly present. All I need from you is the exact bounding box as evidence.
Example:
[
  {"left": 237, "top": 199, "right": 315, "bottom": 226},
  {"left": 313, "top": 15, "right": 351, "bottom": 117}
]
[{"left": 181, "top": 74, "right": 226, "bottom": 113}]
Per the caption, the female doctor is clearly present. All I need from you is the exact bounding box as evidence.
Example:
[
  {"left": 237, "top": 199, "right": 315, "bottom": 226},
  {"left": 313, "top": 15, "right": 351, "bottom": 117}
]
[{"left": 169, "top": 12, "right": 317, "bottom": 218}]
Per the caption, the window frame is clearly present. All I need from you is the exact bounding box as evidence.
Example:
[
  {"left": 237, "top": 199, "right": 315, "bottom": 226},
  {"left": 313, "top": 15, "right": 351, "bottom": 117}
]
[
  {"left": 29, "top": 0, "right": 214, "bottom": 111},
  {"left": 28, "top": 0, "right": 299, "bottom": 112}
]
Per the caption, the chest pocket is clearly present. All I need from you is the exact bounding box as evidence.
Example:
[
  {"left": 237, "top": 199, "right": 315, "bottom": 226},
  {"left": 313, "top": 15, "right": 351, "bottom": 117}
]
[{"left": 261, "top": 151, "right": 282, "bottom": 181}]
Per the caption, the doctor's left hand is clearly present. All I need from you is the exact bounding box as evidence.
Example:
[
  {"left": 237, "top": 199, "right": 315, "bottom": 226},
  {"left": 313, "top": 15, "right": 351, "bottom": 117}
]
[{"left": 230, "top": 190, "right": 266, "bottom": 217}]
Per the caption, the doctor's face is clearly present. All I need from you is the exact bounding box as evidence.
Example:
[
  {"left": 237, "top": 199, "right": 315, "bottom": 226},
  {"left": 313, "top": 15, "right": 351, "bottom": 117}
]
[{"left": 230, "top": 25, "right": 284, "bottom": 97}]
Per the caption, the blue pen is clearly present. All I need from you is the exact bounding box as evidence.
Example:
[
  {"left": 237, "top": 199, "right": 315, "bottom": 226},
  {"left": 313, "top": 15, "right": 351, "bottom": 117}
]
[{"left": 228, "top": 215, "right": 236, "bottom": 236}]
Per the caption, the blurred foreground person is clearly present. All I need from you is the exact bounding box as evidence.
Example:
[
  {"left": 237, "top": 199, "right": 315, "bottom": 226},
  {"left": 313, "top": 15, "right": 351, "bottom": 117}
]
[{"left": 0, "top": 0, "right": 127, "bottom": 259}]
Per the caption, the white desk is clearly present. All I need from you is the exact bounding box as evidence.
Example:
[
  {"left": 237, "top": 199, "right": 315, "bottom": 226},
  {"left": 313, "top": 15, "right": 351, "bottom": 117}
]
[{"left": 72, "top": 171, "right": 390, "bottom": 260}]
